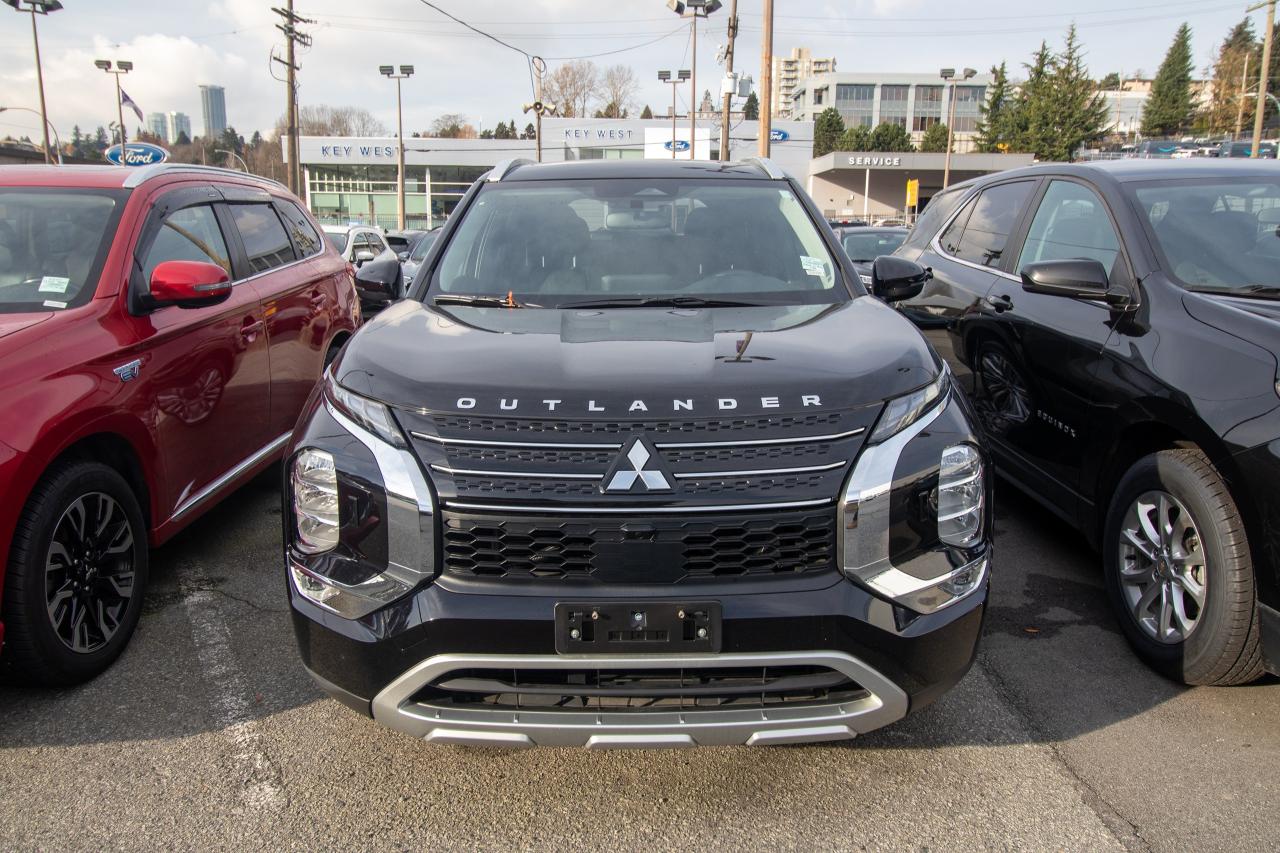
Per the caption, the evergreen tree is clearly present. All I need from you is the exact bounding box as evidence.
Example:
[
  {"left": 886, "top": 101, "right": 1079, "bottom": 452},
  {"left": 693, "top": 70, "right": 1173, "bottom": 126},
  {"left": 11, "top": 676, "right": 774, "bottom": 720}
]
[
  {"left": 837, "top": 125, "right": 870, "bottom": 151},
  {"left": 813, "top": 107, "right": 845, "bottom": 156},
  {"left": 176, "top": 130, "right": 191, "bottom": 146},
  {"left": 1142, "top": 23, "right": 1196, "bottom": 137},
  {"left": 1014, "top": 42, "right": 1055, "bottom": 158},
  {"left": 522, "top": 122, "right": 536, "bottom": 140},
  {"left": 868, "top": 122, "right": 914, "bottom": 152},
  {"left": 480, "top": 128, "right": 495, "bottom": 139},
  {"left": 743, "top": 91, "right": 759, "bottom": 120},
  {"left": 1098, "top": 72, "right": 1121, "bottom": 90},
  {"left": 975, "top": 62, "right": 1015, "bottom": 152},
  {"left": 250, "top": 130, "right": 263, "bottom": 148},
  {"left": 93, "top": 126, "right": 109, "bottom": 156},
  {"left": 1207, "top": 18, "right": 1259, "bottom": 134},
  {"left": 640, "top": 104, "right": 654, "bottom": 119},
  {"left": 1046, "top": 25, "right": 1112, "bottom": 160},
  {"left": 919, "top": 122, "right": 950, "bottom": 152}
]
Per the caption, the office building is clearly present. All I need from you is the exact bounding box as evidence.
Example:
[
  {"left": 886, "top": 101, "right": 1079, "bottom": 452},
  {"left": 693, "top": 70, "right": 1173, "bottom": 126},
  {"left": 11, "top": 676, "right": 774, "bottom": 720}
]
[
  {"left": 771, "top": 48, "right": 837, "bottom": 119},
  {"left": 167, "top": 112, "right": 192, "bottom": 144},
  {"left": 199, "top": 85, "right": 227, "bottom": 138},
  {"left": 146, "top": 112, "right": 168, "bottom": 143},
  {"left": 791, "top": 71, "right": 996, "bottom": 152}
]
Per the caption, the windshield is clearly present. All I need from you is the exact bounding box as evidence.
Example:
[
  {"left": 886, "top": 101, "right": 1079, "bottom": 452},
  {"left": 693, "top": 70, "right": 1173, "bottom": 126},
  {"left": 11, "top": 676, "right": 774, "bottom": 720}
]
[
  {"left": 325, "top": 232, "right": 348, "bottom": 253},
  {"left": 1132, "top": 178, "right": 1280, "bottom": 291},
  {"left": 0, "top": 188, "right": 123, "bottom": 314},
  {"left": 841, "top": 231, "right": 906, "bottom": 262},
  {"left": 432, "top": 179, "right": 844, "bottom": 307},
  {"left": 409, "top": 231, "right": 438, "bottom": 262}
]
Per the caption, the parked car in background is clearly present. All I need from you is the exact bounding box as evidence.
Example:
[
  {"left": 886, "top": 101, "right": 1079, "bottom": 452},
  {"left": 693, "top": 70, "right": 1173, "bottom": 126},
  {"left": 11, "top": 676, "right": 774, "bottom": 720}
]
[
  {"left": 385, "top": 229, "right": 428, "bottom": 261},
  {"left": 0, "top": 163, "right": 358, "bottom": 685},
  {"left": 836, "top": 225, "right": 909, "bottom": 286},
  {"left": 397, "top": 227, "right": 440, "bottom": 285},
  {"left": 1216, "top": 140, "right": 1277, "bottom": 159},
  {"left": 321, "top": 224, "right": 394, "bottom": 268},
  {"left": 892, "top": 158, "right": 1279, "bottom": 685},
  {"left": 827, "top": 216, "right": 867, "bottom": 228}
]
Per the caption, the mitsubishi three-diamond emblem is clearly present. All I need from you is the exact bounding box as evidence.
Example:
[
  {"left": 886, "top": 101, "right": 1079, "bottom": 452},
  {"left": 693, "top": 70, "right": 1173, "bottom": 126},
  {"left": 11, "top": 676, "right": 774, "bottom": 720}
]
[{"left": 603, "top": 437, "right": 672, "bottom": 492}]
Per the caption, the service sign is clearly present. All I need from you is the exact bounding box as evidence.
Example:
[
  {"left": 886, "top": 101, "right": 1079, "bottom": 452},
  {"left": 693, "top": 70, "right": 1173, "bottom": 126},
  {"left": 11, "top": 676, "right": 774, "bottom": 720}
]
[{"left": 105, "top": 143, "right": 169, "bottom": 167}]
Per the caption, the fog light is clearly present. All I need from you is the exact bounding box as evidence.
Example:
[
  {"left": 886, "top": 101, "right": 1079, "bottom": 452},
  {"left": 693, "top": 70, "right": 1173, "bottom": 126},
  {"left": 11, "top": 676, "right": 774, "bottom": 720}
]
[
  {"left": 293, "top": 449, "right": 338, "bottom": 553},
  {"left": 938, "top": 443, "right": 983, "bottom": 546}
]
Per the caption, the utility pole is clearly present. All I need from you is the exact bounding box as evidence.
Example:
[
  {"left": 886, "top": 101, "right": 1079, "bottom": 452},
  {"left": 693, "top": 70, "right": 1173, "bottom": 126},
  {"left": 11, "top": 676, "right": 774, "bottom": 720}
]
[
  {"left": 1249, "top": 0, "right": 1275, "bottom": 158},
  {"left": 758, "top": 0, "right": 773, "bottom": 156},
  {"left": 1236, "top": 51, "right": 1251, "bottom": 141},
  {"left": 523, "top": 57, "right": 557, "bottom": 164},
  {"left": 718, "top": 0, "right": 738, "bottom": 162},
  {"left": 273, "top": 2, "right": 312, "bottom": 194}
]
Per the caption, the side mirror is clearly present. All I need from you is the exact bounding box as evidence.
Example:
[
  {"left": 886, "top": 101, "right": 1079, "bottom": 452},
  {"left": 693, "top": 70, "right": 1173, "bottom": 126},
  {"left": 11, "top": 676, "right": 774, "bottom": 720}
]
[
  {"left": 354, "top": 257, "right": 404, "bottom": 314},
  {"left": 148, "top": 260, "right": 232, "bottom": 309},
  {"left": 1020, "top": 259, "right": 1129, "bottom": 307},
  {"left": 354, "top": 250, "right": 376, "bottom": 267},
  {"left": 397, "top": 251, "right": 410, "bottom": 262},
  {"left": 870, "top": 255, "right": 930, "bottom": 302}
]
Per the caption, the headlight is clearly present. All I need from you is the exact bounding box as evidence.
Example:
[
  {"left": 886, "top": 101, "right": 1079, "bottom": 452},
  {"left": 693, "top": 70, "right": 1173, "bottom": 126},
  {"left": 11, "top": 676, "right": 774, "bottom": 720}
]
[
  {"left": 325, "top": 370, "right": 407, "bottom": 448},
  {"left": 292, "top": 449, "right": 338, "bottom": 553},
  {"left": 938, "top": 444, "right": 983, "bottom": 546},
  {"left": 868, "top": 366, "right": 949, "bottom": 444}
]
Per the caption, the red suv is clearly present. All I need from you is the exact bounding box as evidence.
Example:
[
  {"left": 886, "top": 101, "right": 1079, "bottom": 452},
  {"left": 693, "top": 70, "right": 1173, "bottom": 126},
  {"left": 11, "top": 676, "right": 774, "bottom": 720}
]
[{"left": 0, "top": 164, "right": 358, "bottom": 685}]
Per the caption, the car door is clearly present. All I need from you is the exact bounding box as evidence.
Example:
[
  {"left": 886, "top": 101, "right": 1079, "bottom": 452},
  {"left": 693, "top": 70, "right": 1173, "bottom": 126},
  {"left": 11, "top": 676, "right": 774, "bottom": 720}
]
[
  {"left": 976, "top": 177, "right": 1128, "bottom": 517},
  {"left": 223, "top": 195, "right": 327, "bottom": 437},
  {"left": 899, "top": 179, "right": 1039, "bottom": 400},
  {"left": 127, "top": 187, "right": 273, "bottom": 518}
]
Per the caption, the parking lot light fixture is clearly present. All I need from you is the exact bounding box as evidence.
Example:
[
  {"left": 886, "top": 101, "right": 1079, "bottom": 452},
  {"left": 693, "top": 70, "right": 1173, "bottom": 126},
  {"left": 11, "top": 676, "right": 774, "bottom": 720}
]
[
  {"left": 940, "top": 67, "right": 976, "bottom": 189},
  {"left": 380, "top": 64, "right": 414, "bottom": 230},
  {"left": 96, "top": 59, "right": 132, "bottom": 148},
  {"left": 658, "top": 70, "right": 691, "bottom": 158},
  {"left": 5, "top": 0, "right": 62, "bottom": 164},
  {"left": 667, "top": 0, "right": 720, "bottom": 160}
]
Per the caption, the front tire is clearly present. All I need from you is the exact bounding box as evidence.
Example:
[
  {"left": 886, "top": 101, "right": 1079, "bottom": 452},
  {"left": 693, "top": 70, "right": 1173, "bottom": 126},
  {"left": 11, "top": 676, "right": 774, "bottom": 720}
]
[
  {"left": 1103, "top": 449, "right": 1263, "bottom": 685},
  {"left": 1, "top": 461, "right": 149, "bottom": 686}
]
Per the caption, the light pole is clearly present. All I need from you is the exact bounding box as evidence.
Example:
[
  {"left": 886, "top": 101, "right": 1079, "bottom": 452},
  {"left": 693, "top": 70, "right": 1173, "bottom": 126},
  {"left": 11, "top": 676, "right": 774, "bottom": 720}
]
[
  {"left": 658, "top": 70, "right": 691, "bottom": 158},
  {"left": 1249, "top": 0, "right": 1276, "bottom": 158},
  {"left": 0, "top": 105, "right": 62, "bottom": 163},
  {"left": 215, "top": 148, "right": 248, "bottom": 171},
  {"left": 380, "top": 64, "right": 414, "bottom": 230},
  {"left": 4, "top": 0, "right": 62, "bottom": 165},
  {"left": 940, "top": 67, "right": 975, "bottom": 189},
  {"left": 95, "top": 59, "right": 133, "bottom": 149},
  {"left": 667, "top": 0, "right": 722, "bottom": 160}
]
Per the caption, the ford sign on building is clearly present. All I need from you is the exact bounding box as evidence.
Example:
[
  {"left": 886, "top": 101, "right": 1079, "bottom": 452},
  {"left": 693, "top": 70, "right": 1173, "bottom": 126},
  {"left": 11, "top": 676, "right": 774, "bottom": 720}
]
[{"left": 105, "top": 143, "right": 169, "bottom": 167}]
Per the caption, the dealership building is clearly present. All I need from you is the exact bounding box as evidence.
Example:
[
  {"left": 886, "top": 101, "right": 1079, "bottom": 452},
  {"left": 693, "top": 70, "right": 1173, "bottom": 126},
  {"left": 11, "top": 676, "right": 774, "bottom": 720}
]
[{"left": 284, "top": 115, "right": 1032, "bottom": 228}]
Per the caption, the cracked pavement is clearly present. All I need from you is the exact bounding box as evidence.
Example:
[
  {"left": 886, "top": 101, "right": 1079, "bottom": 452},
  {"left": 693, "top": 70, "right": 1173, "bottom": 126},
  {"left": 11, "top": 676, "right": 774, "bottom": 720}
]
[{"left": 0, "top": 471, "right": 1276, "bottom": 851}]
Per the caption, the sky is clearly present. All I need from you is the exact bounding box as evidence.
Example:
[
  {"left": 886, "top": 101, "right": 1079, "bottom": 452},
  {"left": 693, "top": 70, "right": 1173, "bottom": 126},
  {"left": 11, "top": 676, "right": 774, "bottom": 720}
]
[{"left": 0, "top": 0, "right": 1265, "bottom": 143}]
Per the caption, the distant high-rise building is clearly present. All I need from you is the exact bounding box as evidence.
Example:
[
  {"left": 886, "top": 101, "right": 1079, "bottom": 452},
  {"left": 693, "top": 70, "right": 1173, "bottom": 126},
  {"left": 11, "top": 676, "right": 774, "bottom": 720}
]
[
  {"left": 199, "top": 85, "right": 227, "bottom": 138},
  {"left": 771, "top": 48, "right": 837, "bottom": 119},
  {"left": 146, "top": 112, "right": 168, "bottom": 143},
  {"left": 167, "top": 111, "right": 192, "bottom": 144}
]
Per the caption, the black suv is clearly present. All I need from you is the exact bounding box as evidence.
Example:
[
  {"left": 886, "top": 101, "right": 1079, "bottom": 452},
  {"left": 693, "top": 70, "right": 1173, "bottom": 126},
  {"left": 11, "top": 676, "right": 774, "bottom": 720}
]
[
  {"left": 285, "top": 158, "right": 992, "bottom": 748},
  {"left": 894, "top": 158, "right": 1279, "bottom": 685}
]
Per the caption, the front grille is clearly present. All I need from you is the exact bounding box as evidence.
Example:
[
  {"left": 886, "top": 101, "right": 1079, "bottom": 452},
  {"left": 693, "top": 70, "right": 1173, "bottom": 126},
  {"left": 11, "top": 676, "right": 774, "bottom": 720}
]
[
  {"left": 441, "top": 507, "right": 837, "bottom": 582},
  {"left": 433, "top": 412, "right": 846, "bottom": 437},
  {"left": 414, "top": 665, "right": 869, "bottom": 712}
]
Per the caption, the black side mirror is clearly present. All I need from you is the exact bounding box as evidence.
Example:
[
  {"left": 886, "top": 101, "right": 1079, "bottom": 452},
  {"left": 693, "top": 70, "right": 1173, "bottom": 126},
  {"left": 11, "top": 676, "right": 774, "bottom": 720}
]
[
  {"left": 354, "top": 258, "right": 404, "bottom": 314},
  {"left": 1021, "top": 259, "right": 1129, "bottom": 307},
  {"left": 870, "top": 255, "right": 931, "bottom": 302}
]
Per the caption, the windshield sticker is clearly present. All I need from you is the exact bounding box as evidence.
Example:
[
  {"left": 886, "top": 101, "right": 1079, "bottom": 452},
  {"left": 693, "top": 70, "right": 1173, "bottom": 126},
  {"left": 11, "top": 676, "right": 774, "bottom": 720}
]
[
  {"left": 800, "top": 256, "right": 827, "bottom": 277},
  {"left": 42, "top": 299, "right": 67, "bottom": 309},
  {"left": 38, "top": 276, "right": 70, "bottom": 294}
]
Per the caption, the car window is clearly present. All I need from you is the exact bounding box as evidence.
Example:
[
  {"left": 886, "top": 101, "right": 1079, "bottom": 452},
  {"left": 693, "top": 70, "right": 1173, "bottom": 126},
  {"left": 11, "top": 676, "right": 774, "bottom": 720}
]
[
  {"left": 230, "top": 204, "right": 295, "bottom": 273},
  {"left": 1016, "top": 181, "right": 1121, "bottom": 273},
  {"left": 902, "top": 187, "right": 965, "bottom": 253},
  {"left": 841, "top": 231, "right": 906, "bottom": 262},
  {"left": 325, "top": 231, "right": 348, "bottom": 253},
  {"left": 141, "top": 204, "right": 232, "bottom": 285},
  {"left": 366, "top": 232, "right": 387, "bottom": 253},
  {"left": 278, "top": 201, "right": 323, "bottom": 258},
  {"left": 409, "top": 231, "right": 439, "bottom": 262},
  {"left": 942, "top": 181, "right": 1035, "bottom": 268}
]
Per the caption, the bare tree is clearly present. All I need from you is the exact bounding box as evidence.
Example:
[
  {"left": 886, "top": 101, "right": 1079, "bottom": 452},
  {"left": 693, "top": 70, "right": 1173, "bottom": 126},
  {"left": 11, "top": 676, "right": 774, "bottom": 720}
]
[
  {"left": 277, "top": 105, "right": 388, "bottom": 137},
  {"left": 543, "top": 60, "right": 601, "bottom": 118},
  {"left": 425, "top": 114, "right": 477, "bottom": 138},
  {"left": 599, "top": 65, "right": 639, "bottom": 118}
]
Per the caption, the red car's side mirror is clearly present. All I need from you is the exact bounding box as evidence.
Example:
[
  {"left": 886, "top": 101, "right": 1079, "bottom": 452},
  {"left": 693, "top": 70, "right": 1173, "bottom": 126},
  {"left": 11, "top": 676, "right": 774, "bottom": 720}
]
[{"left": 149, "top": 260, "right": 232, "bottom": 309}]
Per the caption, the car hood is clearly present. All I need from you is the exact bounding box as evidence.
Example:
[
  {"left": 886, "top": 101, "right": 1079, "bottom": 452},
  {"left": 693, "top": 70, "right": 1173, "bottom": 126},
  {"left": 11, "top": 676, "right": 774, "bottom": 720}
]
[
  {"left": 0, "top": 312, "right": 53, "bottom": 343},
  {"left": 1182, "top": 291, "right": 1280, "bottom": 359},
  {"left": 335, "top": 297, "right": 938, "bottom": 416}
]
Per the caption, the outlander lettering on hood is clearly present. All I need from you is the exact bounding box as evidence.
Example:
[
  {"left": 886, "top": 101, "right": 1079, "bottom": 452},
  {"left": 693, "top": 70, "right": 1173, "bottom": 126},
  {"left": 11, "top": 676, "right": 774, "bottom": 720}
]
[{"left": 453, "top": 394, "right": 822, "bottom": 413}]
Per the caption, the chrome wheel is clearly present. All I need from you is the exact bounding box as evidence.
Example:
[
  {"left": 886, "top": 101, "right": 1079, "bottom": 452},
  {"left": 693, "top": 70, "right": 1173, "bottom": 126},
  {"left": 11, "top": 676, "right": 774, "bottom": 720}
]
[
  {"left": 1118, "top": 490, "right": 1206, "bottom": 644},
  {"left": 44, "top": 492, "right": 136, "bottom": 654},
  {"left": 978, "top": 348, "right": 1031, "bottom": 425}
]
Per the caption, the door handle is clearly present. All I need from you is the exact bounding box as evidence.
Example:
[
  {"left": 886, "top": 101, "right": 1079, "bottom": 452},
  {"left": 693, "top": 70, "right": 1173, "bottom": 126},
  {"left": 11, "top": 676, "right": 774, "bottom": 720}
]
[
  {"left": 989, "top": 294, "right": 1014, "bottom": 313},
  {"left": 239, "top": 316, "right": 264, "bottom": 340}
]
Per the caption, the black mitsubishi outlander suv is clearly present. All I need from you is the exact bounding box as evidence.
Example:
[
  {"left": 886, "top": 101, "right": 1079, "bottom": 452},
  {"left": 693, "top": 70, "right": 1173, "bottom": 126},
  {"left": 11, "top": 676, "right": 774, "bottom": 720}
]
[{"left": 284, "top": 158, "right": 992, "bottom": 748}]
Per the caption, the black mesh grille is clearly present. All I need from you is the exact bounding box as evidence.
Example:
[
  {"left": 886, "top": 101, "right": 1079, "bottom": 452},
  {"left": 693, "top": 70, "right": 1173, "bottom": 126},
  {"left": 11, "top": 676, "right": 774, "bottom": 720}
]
[
  {"left": 446, "top": 446, "right": 617, "bottom": 466},
  {"left": 441, "top": 508, "right": 836, "bottom": 582},
  {"left": 665, "top": 444, "right": 823, "bottom": 465},
  {"left": 433, "top": 412, "right": 844, "bottom": 437}
]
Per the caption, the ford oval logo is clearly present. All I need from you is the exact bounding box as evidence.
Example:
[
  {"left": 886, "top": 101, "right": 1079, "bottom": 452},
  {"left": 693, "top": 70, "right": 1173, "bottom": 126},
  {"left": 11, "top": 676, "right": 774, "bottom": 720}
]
[
  {"left": 663, "top": 140, "right": 691, "bottom": 152},
  {"left": 105, "top": 142, "right": 170, "bottom": 167},
  {"left": 770, "top": 129, "right": 790, "bottom": 142}
]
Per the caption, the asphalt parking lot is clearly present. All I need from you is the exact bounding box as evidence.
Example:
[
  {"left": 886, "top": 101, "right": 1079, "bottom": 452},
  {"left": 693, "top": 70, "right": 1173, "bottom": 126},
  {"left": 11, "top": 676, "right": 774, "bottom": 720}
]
[{"left": 1, "top": 470, "right": 1276, "bottom": 852}]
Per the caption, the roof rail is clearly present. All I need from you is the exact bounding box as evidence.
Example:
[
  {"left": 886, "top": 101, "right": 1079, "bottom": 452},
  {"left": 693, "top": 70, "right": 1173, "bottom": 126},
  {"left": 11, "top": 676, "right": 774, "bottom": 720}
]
[
  {"left": 121, "top": 163, "right": 287, "bottom": 190},
  {"left": 742, "top": 156, "right": 787, "bottom": 180},
  {"left": 487, "top": 157, "right": 534, "bottom": 182}
]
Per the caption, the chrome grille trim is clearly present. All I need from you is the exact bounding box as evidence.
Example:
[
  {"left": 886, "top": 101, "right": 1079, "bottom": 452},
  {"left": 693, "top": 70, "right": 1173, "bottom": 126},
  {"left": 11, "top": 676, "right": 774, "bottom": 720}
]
[
  {"left": 412, "top": 432, "right": 622, "bottom": 451},
  {"left": 443, "top": 498, "right": 833, "bottom": 514},
  {"left": 654, "top": 427, "right": 865, "bottom": 450},
  {"left": 431, "top": 465, "right": 602, "bottom": 480},
  {"left": 672, "top": 461, "right": 846, "bottom": 479}
]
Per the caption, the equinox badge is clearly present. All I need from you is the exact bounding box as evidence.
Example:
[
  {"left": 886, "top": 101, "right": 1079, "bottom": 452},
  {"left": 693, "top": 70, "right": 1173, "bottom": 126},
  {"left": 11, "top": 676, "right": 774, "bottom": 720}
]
[{"left": 603, "top": 437, "right": 672, "bottom": 493}]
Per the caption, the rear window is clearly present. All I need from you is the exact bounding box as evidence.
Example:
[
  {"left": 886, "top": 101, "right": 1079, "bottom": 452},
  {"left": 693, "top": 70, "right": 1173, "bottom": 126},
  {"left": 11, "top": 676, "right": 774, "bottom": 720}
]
[
  {"left": 325, "top": 232, "right": 348, "bottom": 253},
  {"left": 230, "top": 204, "right": 295, "bottom": 273},
  {"left": 939, "top": 180, "right": 1035, "bottom": 269},
  {"left": 901, "top": 187, "right": 965, "bottom": 253},
  {"left": 277, "top": 201, "right": 323, "bottom": 258},
  {"left": 841, "top": 230, "right": 906, "bottom": 262}
]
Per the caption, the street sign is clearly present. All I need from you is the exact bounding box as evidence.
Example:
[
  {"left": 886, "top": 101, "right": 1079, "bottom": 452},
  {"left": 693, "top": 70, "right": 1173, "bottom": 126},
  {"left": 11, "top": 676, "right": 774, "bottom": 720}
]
[
  {"left": 105, "top": 142, "right": 169, "bottom": 167},
  {"left": 906, "top": 178, "right": 919, "bottom": 208}
]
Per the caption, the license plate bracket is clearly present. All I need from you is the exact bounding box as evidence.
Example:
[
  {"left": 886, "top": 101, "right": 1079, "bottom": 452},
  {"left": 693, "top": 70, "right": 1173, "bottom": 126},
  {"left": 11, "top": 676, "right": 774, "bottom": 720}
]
[{"left": 555, "top": 601, "right": 722, "bottom": 654}]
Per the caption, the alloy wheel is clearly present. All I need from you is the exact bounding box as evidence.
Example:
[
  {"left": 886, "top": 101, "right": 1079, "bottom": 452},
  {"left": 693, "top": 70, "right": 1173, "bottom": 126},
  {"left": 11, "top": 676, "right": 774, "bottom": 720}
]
[
  {"left": 1117, "top": 490, "right": 1207, "bottom": 644},
  {"left": 44, "top": 492, "right": 136, "bottom": 654},
  {"left": 978, "top": 348, "right": 1032, "bottom": 425}
]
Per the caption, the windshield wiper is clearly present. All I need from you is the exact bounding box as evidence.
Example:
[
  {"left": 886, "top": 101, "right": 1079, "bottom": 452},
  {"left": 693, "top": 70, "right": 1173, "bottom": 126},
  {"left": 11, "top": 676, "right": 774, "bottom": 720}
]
[
  {"left": 433, "top": 293, "right": 539, "bottom": 308},
  {"left": 558, "top": 295, "right": 764, "bottom": 309},
  {"left": 1191, "top": 284, "right": 1280, "bottom": 300}
]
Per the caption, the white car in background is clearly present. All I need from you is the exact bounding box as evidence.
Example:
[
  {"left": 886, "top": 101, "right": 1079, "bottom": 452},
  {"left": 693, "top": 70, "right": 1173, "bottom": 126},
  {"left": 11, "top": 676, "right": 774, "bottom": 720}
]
[{"left": 321, "top": 224, "right": 395, "bottom": 268}]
